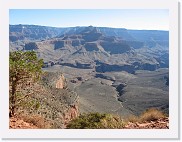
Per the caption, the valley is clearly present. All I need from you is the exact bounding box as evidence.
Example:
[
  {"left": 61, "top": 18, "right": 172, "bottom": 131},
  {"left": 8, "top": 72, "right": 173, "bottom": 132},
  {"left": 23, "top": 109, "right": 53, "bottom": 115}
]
[{"left": 9, "top": 24, "right": 169, "bottom": 119}]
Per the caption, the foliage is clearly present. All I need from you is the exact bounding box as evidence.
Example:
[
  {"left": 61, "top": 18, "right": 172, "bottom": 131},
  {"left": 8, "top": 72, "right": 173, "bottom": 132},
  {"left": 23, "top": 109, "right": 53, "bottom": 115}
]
[
  {"left": 66, "top": 112, "right": 125, "bottom": 129},
  {"left": 9, "top": 51, "right": 43, "bottom": 116},
  {"left": 139, "top": 108, "right": 166, "bottom": 122},
  {"left": 13, "top": 92, "right": 40, "bottom": 112},
  {"left": 20, "top": 114, "right": 51, "bottom": 129},
  {"left": 126, "top": 108, "right": 166, "bottom": 123}
]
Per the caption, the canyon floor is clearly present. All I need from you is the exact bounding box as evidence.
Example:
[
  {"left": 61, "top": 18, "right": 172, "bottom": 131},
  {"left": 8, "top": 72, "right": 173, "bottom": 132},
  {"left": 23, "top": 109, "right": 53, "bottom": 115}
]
[{"left": 44, "top": 65, "right": 169, "bottom": 117}]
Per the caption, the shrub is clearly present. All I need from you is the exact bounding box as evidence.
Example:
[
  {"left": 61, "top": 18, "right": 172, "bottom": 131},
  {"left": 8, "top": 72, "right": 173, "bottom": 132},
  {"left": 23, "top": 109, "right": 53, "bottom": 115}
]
[
  {"left": 126, "top": 115, "right": 139, "bottom": 123},
  {"left": 139, "top": 108, "right": 166, "bottom": 122},
  {"left": 66, "top": 112, "right": 125, "bottom": 129},
  {"left": 21, "top": 114, "right": 51, "bottom": 129}
]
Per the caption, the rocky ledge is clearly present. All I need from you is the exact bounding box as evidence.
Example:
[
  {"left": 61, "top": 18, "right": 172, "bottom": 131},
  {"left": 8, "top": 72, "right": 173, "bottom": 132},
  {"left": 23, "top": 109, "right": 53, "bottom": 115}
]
[{"left": 124, "top": 117, "right": 169, "bottom": 129}]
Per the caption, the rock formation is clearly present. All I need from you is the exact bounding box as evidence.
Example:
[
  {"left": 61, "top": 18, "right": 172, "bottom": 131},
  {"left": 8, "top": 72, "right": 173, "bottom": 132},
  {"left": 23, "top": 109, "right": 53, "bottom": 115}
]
[
  {"left": 25, "top": 42, "right": 38, "bottom": 50},
  {"left": 42, "top": 72, "right": 67, "bottom": 89},
  {"left": 40, "top": 72, "right": 79, "bottom": 128},
  {"left": 55, "top": 74, "right": 67, "bottom": 89}
]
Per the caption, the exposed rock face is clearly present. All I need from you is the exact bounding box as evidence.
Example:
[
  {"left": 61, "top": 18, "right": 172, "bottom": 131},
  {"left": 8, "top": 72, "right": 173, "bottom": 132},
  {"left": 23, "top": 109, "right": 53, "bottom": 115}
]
[
  {"left": 10, "top": 25, "right": 169, "bottom": 49},
  {"left": 133, "top": 62, "right": 160, "bottom": 71},
  {"left": 9, "top": 24, "right": 69, "bottom": 41},
  {"left": 25, "top": 42, "right": 38, "bottom": 50},
  {"left": 128, "top": 30, "right": 169, "bottom": 48},
  {"left": 54, "top": 40, "right": 72, "bottom": 49},
  {"left": 100, "top": 41, "right": 131, "bottom": 54},
  {"left": 95, "top": 73, "right": 115, "bottom": 81},
  {"left": 10, "top": 25, "right": 169, "bottom": 74},
  {"left": 63, "top": 104, "right": 79, "bottom": 127},
  {"left": 99, "top": 27, "right": 134, "bottom": 40},
  {"left": 85, "top": 42, "right": 100, "bottom": 51},
  {"left": 96, "top": 63, "right": 135, "bottom": 73},
  {"left": 116, "top": 83, "right": 127, "bottom": 96},
  {"left": 72, "top": 40, "right": 81, "bottom": 46},
  {"left": 59, "top": 62, "right": 94, "bottom": 69},
  {"left": 55, "top": 74, "right": 67, "bottom": 89},
  {"left": 17, "top": 72, "right": 80, "bottom": 128},
  {"left": 124, "top": 40, "right": 144, "bottom": 49},
  {"left": 42, "top": 72, "right": 67, "bottom": 89},
  {"left": 10, "top": 25, "right": 169, "bottom": 126},
  {"left": 54, "top": 40, "right": 65, "bottom": 49},
  {"left": 80, "top": 26, "right": 103, "bottom": 42},
  {"left": 9, "top": 32, "right": 24, "bottom": 42}
]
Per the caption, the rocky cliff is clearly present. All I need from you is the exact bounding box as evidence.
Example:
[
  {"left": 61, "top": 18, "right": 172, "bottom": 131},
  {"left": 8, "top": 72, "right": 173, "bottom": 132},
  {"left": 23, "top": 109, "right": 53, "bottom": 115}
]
[
  {"left": 11, "top": 72, "right": 79, "bottom": 129},
  {"left": 9, "top": 25, "right": 169, "bottom": 120},
  {"left": 9, "top": 26, "right": 169, "bottom": 74}
]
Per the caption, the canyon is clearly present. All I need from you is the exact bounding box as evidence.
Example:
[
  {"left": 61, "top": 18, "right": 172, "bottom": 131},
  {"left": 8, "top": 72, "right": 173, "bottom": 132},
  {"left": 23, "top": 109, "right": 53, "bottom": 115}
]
[{"left": 9, "top": 25, "right": 169, "bottom": 127}]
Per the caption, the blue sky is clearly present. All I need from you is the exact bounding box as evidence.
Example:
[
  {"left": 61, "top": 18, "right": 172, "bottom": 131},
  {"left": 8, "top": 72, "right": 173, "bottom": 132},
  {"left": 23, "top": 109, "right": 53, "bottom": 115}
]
[{"left": 9, "top": 9, "right": 169, "bottom": 30}]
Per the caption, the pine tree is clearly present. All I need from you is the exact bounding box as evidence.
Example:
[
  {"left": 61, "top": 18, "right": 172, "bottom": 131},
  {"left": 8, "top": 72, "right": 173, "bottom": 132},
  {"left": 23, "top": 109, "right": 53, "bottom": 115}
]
[{"left": 9, "top": 51, "right": 43, "bottom": 116}]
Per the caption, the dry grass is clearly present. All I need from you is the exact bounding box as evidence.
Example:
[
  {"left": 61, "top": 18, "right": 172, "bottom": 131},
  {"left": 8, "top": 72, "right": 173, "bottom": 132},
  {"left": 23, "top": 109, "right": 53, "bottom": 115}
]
[
  {"left": 125, "top": 108, "right": 166, "bottom": 123},
  {"left": 139, "top": 108, "right": 166, "bottom": 122},
  {"left": 125, "top": 115, "right": 139, "bottom": 123},
  {"left": 20, "top": 114, "right": 51, "bottom": 129}
]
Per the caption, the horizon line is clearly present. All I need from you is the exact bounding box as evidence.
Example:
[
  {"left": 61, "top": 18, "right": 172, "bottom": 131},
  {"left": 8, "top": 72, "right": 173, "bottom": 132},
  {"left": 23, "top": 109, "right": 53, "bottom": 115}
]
[{"left": 9, "top": 24, "right": 169, "bottom": 31}]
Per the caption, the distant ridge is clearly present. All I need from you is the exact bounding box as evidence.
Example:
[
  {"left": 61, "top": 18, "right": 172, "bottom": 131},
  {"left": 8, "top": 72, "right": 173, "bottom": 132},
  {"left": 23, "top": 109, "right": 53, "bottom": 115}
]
[{"left": 9, "top": 24, "right": 169, "bottom": 43}]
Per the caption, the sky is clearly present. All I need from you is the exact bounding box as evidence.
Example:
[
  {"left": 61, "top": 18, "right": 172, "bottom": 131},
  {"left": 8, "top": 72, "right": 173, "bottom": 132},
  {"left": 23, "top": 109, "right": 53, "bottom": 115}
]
[{"left": 9, "top": 9, "right": 169, "bottom": 30}]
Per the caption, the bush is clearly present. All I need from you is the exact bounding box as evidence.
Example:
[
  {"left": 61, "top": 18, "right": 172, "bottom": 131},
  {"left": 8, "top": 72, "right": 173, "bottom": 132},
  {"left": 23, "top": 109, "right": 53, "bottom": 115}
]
[
  {"left": 21, "top": 114, "right": 51, "bottom": 129},
  {"left": 125, "top": 108, "right": 166, "bottom": 124},
  {"left": 139, "top": 108, "right": 166, "bottom": 122},
  {"left": 126, "top": 114, "right": 139, "bottom": 123},
  {"left": 66, "top": 112, "right": 125, "bottom": 129}
]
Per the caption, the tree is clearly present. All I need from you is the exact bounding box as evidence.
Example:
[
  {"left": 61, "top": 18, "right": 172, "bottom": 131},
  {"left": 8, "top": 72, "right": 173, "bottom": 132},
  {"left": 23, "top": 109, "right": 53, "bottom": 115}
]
[{"left": 9, "top": 51, "right": 43, "bottom": 116}]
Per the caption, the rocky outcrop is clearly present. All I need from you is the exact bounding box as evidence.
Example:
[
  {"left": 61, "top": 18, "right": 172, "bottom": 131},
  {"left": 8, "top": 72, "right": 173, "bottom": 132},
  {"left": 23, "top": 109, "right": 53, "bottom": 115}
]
[
  {"left": 128, "top": 30, "right": 169, "bottom": 48},
  {"left": 10, "top": 25, "right": 169, "bottom": 48},
  {"left": 100, "top": 41, "right": 131, "bottom": 54},
  {"left": 9, "top": 24, "right": 69, "bottom": 41},
  {"left": 54, "top": 40, "right": 72, "bottom": 49},
  {"left": 59, "top": 62, "right": 95, "bottom": 69},
  {"left": 54, "top": 40, "right": 65, "bottom": 49},
  {"left": 81, "top": 26, "right": 103, "bottom": 42},
  {"left": 55, "top": 74, "right": 67, "bottom": 89},
  {"left": 63, "top": 104, "right": 79, "bottom": 127},
  {"left": 42, "top": 72, "right": 67, "bottom": 89},
  {"left": 41, "top": 72, "right": 79, "bottom": 127},
  {"left": 124, "top": 40, "right": 144, "bottom": 49},
  {"left": 10, "top": 25, "right": 169, "bottom": 75},
  {"left": 116, "top": 83, "right": 127, "bottom": 96},
  {"left": 96, "top": 62, "right": 135, "bottom": 73},
  {"left": 124, "top": 117, "right": 169, "bottom": 129},
  {"left": 72, "top": 39, "right": 81, "bottom": 46},
  {"left": 85, "top": 42, "right": 100, "bottom": 51},
  {"left": 24, "top": 42, "right": 38, "bottom": 50},
  {"left": 9, "top": 32, "right": 24, "bottom": 42},
  {"left": 95, "top": 73, "right": 115, "bottom": 81}
]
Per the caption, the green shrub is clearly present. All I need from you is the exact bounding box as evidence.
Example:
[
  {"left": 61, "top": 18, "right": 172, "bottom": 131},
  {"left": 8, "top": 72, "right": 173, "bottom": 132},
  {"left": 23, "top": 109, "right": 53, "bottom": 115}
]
[{"left": 67, "top": 112, "right": 125, "bottom": 129}]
